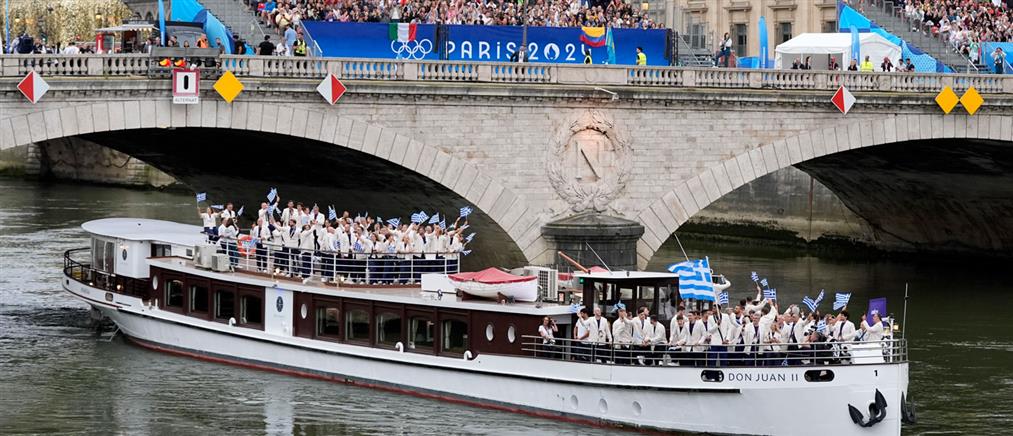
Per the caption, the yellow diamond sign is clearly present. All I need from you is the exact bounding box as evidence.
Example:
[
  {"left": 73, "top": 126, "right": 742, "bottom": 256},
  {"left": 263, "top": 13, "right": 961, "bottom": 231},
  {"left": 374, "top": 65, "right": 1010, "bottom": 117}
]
[
  {"left": 214, "top": 71, "right": 244, "bottom": 103},
  {"left": 959, "top": 86, "right": 983, "bottom": 116},
  {"left": 935, "top": 86, "right": 959, "bottom": 114}
]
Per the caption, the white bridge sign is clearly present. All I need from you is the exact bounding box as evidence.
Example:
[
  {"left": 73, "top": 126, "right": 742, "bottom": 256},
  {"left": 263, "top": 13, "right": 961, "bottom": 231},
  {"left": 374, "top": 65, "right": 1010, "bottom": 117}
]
[{"left": 172, "top": 68, "right": 200, "bottom": 105}]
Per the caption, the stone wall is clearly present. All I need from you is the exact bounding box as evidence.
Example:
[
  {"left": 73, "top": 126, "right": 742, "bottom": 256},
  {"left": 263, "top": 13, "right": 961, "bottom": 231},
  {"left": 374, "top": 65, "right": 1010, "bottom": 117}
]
[{"left": 0, "top": 137, "right": 177, "bottom": 188}]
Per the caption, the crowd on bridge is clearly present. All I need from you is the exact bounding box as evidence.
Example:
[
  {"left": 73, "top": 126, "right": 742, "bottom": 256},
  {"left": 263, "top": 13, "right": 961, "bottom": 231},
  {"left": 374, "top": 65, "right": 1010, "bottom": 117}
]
[
  {"left": 248, "top": 0, "right": 660, "bottom": 36},
  {"left": 539, "top": 288, "right": 892, "bottom": 367},
  {"left": 898, "top": 0, "right": 1013, "bottom": 65},
  {"left": 201, "top": 197, "right": 473, "bottom": 284}
]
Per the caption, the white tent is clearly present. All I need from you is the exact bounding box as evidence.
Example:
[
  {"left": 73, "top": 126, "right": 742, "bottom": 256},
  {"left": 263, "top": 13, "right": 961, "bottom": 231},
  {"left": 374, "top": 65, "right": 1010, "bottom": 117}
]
[{"left": 774, "top": 33, "right": 902, "bottom": 70}]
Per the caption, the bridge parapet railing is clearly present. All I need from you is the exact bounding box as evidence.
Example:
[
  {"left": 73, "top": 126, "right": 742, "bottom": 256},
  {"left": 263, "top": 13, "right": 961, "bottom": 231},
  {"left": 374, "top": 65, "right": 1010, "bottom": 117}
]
[{"left": 5, "top": 54, "right": 1013, "bottom": 94}]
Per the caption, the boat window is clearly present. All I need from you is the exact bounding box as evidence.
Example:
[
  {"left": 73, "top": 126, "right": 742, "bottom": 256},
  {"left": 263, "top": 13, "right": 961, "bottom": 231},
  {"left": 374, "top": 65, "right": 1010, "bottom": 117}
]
[
  {"left": 190, "top": 284, "right": 209, "bottom": 313},
  {"left": 316, "top": 306, "right": 340, "bottom": 338},
  {"left": 92, "top": 239, "right": 106, "bottom": 272},
  {"left": 151, "top": 243, "right": 171, "bottom": 258},
  {"left": 409, "top": 317, "right": 435, "bottom": 351},
  {"left": 442, "top": 319, "right": 468, "bottom": 355},
  {"left": 345, "top": 308, "right": 370, "bottom": 342},
  {"left": 241, "top": 294, "right": 263, "bottom": 325},
  {"left": 805, "top": 370, "right": 835, "bottom": 382},
  {"left": 215, "top": 289, "right": 236, "bottom": 321},
  {"left": 700, "top": 370, "right": 724, "bottom": 383},
  {"left": 507, "top": 325, "right": 517, "bottom": 343},
  {"left": 639, "top": 286, "right": 657, "bottom": 313},
  {"left": 485, "top": 323, "right": 494, "bottom": 342},
  {"left": 104, "top": 241, "right": 115, "bottom": 274},
  {"left": 165, "top": 280, "right": 184, "bottom": 308},
  {"left": 376, "top": 312, "right": 402, "bottom": 347}
]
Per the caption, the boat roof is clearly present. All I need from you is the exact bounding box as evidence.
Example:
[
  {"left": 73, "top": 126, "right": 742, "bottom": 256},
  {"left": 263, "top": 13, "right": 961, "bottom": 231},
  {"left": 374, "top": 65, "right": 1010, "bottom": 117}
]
[
  {"left": 574, "top": 270, "right": 679, "bottom": 281},
  {"left": 82, "top": 218, "right": 206, "bottom": 247}
]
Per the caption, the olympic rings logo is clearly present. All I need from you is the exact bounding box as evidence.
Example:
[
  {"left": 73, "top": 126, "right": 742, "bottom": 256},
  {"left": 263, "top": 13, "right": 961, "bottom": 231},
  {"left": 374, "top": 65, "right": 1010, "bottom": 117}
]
[{"left": 390, "top": 38, "right": 434, "bottom": 59}]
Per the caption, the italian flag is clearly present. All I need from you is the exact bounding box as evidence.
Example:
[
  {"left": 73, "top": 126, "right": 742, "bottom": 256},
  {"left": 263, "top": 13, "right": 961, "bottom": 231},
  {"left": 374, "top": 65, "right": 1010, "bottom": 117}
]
[{"left": 388, "top": 22, "right": 417, "bottom": 43}]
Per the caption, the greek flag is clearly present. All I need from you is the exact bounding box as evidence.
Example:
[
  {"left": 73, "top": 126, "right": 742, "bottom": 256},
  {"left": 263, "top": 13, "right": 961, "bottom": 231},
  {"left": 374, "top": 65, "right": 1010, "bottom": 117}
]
[
  {"left": 270, "top": 203, "right": 280, "bottom": 216},
  {"left": 815, "top": 289, "right": 826, "bottom": 306},
  {"left": 387, "top": 244, "right": 396, "bottom": 253},
  {"left": 428, "top": 213, "right": 440, "bottom": 224},
  {"left": 833, "top": 292, "right": 851, "bottom": 311},
  {"left": 411, "top": 211, "right": 429, "bottom": 224},
  {"left": 816, "top": 320, "right": 827, "bottom": 334},
  {"left": 802, "top": 295, "right": 817, "bottom": 312},
  {"left": 569, "top": 303, "right": 581, "bottom": 314},
  {"left": 243, "top": 237, "right": 258, "bottom": 249},
  {"left": 760, "top": 278, "right": 769, "bottom": 288},
  {"left": 718, "top": 291, "right": 729, "bottom": 306},
  {"left": 666, "top": 258, "right": 716, "bottom": 302},
  {"left": 750, "top": 271, "right": 759, "bottom": 282},
  {"left": 615, "top": 301, "right": 626, "bottom": 310},
  {"left": 237, "top": 206, "right": 245, "bottom": 217},
  {"left": 266, "top": 188, "right": 277, "bottom": 203},
  {"left": 387, "top": 218, "right": 400, "bottom": 227},
  {"left": 328, "top": 206, "right": 337, "bottom": 221},
  {"left": 439, "top": 219, "right": 446, "bottom": 229},
  {"left": 462, "top": 249, "right": 472, "bottom": 256},
  {"left": 353, "top": 241, "right": 363, "bottom": 252},
  {"left": 460, "top": 206, "right": 473, "bottom": 217},
  {"left": 195, "top": 192, "right": 206, "bottom": 203},
  {"left": 211, "top": 204, "right": 224, "bottom": 210},
  {"left": 764, "top": 288, "right": 777, "bottom": 300},
  {"left": 465, "top": 233, "right": 476, "bottom": 243}
]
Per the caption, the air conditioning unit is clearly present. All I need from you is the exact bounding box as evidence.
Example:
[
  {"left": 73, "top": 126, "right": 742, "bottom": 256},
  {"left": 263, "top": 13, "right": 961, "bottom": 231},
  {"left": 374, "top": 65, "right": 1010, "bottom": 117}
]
[
  {"left": 524, "top": 266, "right": 558, "bottom": 302},
  {"left": 194, "top": 244, "right": 216, "bottom": 269},
  {"left": 211, "top": 254, "right": 231, "bottom": 272}
]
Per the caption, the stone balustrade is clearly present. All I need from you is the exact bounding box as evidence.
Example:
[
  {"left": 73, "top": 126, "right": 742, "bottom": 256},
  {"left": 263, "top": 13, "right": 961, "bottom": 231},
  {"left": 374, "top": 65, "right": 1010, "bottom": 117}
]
[{"left": 3, "top": 54, "right": 1012, "bottom": 94}]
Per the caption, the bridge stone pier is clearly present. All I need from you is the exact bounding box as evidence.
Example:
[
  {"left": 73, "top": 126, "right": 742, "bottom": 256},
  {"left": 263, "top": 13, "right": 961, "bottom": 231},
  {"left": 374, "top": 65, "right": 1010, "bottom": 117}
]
[{"left": 3, "top": 55, "right": 1013, "bottom": 269}]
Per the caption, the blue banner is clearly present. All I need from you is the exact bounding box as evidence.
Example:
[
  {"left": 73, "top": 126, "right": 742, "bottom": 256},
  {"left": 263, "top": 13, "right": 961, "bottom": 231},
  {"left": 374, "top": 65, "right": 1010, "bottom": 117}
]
[{"left": 301, "top": 22, "right": 669, "bottom": 65}]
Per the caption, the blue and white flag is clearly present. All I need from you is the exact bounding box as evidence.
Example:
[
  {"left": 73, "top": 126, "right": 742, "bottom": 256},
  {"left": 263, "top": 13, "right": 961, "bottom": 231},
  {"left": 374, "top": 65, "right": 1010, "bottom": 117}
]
[
  {"left": 237, "top": 205, "right": 245, "bottom": 217},
  {"left": 428, "top": 213, "right": 440, "bottom": 224},
  {"left": 764, "top": 288, "right": 777, "bottom": 300},
  {"left": 815, "top": 320, "right": 827, "bottom": 334},
  {"left": 270, "top": 203, "right": 280, "bottom": 216},
  {"left": 750, "top": 271, "right": 759, "bottom": 282},
  {"left": 615, "top": 301, "right": 626, "bottom": 310},
  {"left": 666, "top": 257, "right": 715, "bottom": 302},
  {"left": 328, "top": 206, "right": 337, "bottom": 221},
  {"left": 462, "top": 249, "right": 472, "bottom": 256},
  {"left": 569, "top": 303, "right": 581, "bottom": 314},
  {"left": 266, "top": 188, "right": 277, "bottom": 204},
  {"left": 465, "top": 232, "right": 476, "bottom": 243},
  {"left": 195, "top": 192, "right": 207, "bottom": 203},
  {"left": 411, "top": 211, "right": 429, "bottom": 224},
  {"left": 760, "top": 278, "right": 769, "bottom": 288},
  {"left": 388, "top": 244, "right": 396, "bottom": 253},
  {"left": 460, "top": 206, "right": 473, "bottom": 217},
  {"left": 243, "top": 237, "right": 258, "bottom": 249},
  {"left": 439, "top": 219, "right": 446, "bottom": 229},
  {"left": 802, "top": 295, "right": 817, "bottom": 312},
  {"left": 387, "top": 218, "right": 400, "bottom": 227},
  {"left": 353, "top": 241, "right": 363, "bottom": 252},
  {"left": 815, "top": 289, "right": 826, "bottom": 306},
  {"left": 211, "top": 204, "right": 224, "bottom": 210},
  {"left": 834, "top": 292, "right": 852, "bottom": 311},
  {"left": 718, "top": 292, "right": 729, "bottom": 306}
]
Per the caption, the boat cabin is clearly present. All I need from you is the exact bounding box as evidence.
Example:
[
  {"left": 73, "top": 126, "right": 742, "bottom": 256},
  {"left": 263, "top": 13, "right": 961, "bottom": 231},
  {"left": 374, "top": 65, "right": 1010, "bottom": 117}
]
[{"left": 577, "top": 270, "right": 681, "bottom": 322}]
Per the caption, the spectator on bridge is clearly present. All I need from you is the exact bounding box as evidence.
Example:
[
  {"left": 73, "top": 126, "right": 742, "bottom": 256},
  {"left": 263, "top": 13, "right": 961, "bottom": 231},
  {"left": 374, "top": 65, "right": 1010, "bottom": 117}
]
[
  {"left": 583, "top": 47, "right": 593, "bottom": 64},
  {"left": 904, "top": 58, "right": 916, "bottom": 72},
  {"left": 880, "top": 56, "right": 895, "bottom": 72},
  {"left": 715, "top": 32, "right": 732, "bottom": 67},
  {"left": 258, "top": 35, "right": 276, "bottom": 55},
  {"left": 847, "top": 58, "right": 859, "bottom": 71},
  {"left": 284, "top": 25, "right": 298, "bottom": 56},
  {"left": 293, "top": 32, "right": 309, "bottom": 56},
  {"left": 636, "top": 46, "right": 646, "bottom": 65},
  {"left": 509, "top": 45, "right": 528, "bottom": 62},
  {"left": 993, "top": 47, "right": 1007, "bottom": 73},
  {"left": 829, "top": 56, "right": 841, "bottom": 71},
  {"left": 860, "top": 55, "right": 875, "bottom": 71},
  {"left": 62, "top": 42, "right": 80, "bottom": 55}
]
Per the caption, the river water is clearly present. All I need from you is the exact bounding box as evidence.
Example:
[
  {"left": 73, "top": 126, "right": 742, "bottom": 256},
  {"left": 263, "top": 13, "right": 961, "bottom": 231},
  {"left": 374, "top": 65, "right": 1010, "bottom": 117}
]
[{"left": 0, "top": 178, "right": 1010, "bottom": 435}]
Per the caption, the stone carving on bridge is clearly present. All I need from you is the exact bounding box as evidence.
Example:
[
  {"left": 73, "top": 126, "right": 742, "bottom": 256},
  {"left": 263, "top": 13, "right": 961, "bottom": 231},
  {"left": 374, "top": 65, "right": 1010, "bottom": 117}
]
[{"left": 548, "top": 110, "right": 632, "bottom": 213}]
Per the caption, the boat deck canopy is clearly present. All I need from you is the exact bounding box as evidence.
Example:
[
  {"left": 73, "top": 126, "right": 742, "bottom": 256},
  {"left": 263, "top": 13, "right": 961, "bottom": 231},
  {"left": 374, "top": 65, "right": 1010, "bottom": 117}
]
[{"left": 82, "top": 218, "right": 206, "bottom": 247}]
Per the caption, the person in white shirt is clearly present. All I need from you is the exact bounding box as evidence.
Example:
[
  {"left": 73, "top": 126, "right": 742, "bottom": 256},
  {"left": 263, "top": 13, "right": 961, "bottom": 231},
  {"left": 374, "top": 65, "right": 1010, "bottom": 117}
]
[
  {"left": 860, "top": 311, "right": 885, "bottom": 342},
  {"left": 251, "top": 218, "right": 273, "bottom": 272},
  {"left": 538, "top": 316, "right": 558, "bottom": 358},
  {"left": 740, "top": 313, "right": 761, "bottom": 366},
  {"left": 308, "top": 205, "right": 325, "bottom": 228},
  {"left": 257, "top": 202, "right": 271, "bottom": 223},
  {"left": 280, "top": 201, "right": 299, "bottom": 225},
  {"left": 297, "top": 224, "right": 316, "bottom": 278},
  {"left": 220, "top": 203, "right": 237, "bottom": 222},
  {"left": 641, "top": 315, "right": 666, "bottom": 365},
  {"left": 611, "top": 307, "right": 634, "bottom": 364},
  {"left": 62, "top": 42, "right": 80, "bottom": 54},
  {"left": 198, "top": 206, "right": 220, "bottom": 240},
  {"left": 667, "top": 314, "right": 690, "bottom": 365},
  {"left": 589, "top": 307, "right": 612, "bottom": 362},
  {"left": 832, "top": 310, "right": 858, "bottom": 343},
  {"left": 573, "top": 308, "right": 592, "bottom": 361},
  {"left": 279, "top": 219, "right": 300, "bottom": 276},
  {"left": 217, "top": 218, "right": 239, "bottom": 267}
]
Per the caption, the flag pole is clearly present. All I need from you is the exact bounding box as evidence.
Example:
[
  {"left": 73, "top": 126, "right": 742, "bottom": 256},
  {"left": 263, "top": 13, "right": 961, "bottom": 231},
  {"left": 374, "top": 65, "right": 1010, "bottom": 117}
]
[
  {"left": 672, "top": 231, "right": 690, "bottom": 262},
  {"left": 901, "top": 282, "right": 909, "bottom": 340}
]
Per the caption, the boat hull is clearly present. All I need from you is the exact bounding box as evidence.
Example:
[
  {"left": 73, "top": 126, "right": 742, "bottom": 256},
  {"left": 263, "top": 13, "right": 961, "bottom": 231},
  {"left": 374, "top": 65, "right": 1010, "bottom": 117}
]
[{"left": 64, "top": 279, "right": 907, "bottom": 436}]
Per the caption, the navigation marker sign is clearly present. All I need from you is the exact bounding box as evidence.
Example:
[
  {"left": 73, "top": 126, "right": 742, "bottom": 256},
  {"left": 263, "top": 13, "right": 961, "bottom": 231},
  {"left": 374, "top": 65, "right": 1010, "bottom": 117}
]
[
  {"left": 17, "top": 71, "right": 49, "bottom": 104},
  {"left": 172, "top": 68, "right": 200, "bottom": 105},
  {"left": 831, "top": 85, "right": 855, "bottom": 115},
  {"left": 316, "top": 73, "right": 346, "bottom": 105}
]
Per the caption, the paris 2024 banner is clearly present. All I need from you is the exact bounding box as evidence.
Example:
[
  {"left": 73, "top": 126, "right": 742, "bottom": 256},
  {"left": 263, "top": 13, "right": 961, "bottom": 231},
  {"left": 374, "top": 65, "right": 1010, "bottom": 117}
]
[{"left": 301, "top": 21, "right": 669, "bottom": 66}]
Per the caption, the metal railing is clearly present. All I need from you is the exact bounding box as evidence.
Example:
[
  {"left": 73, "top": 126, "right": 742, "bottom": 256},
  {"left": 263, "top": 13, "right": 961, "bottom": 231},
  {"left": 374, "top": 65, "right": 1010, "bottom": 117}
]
[
  {"left": 209, "top": 233, "right": 460, "bottom": 285},
  {"left": 520, "top": 335, "right": 908, "bottom": 367},
  {"left": 64, "top": 248, "right": 150, "bottom": 298},
  {"left": 4, "top": 54, "right": 1013, "bottom": 93}
]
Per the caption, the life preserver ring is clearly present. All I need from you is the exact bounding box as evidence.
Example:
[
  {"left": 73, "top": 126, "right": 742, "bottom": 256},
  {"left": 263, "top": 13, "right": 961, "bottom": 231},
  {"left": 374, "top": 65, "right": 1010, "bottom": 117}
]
[{"left": 237, "top": 235, "right": 252, "bottom": 257}]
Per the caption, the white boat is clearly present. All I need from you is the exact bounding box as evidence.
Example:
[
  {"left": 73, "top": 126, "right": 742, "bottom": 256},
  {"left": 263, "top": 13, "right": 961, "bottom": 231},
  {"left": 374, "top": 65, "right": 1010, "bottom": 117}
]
[
  {"left": 448, "top": 268, "right": 539, "bottom": 302},
  {"left": 62, "top": 218, "right": 915, "bottom": 435}
]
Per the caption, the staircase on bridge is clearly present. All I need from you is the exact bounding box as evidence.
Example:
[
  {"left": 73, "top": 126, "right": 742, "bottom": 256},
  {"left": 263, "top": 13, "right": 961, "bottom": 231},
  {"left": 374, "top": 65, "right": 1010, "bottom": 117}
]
[
  {"left": 862, "top": 0, "right": 983, "bottom": 73},
  {"left": 195, "top": 0, "right": 273, "bottom": 45}
]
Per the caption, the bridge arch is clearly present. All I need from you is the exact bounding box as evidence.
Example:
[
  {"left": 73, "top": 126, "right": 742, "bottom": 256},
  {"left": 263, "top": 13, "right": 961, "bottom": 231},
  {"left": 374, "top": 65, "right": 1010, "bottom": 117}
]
[
  {"left": 1, "top": 100, "right": 547, "bottom": 265},
  {"left": 635, "top": 113, "right": 1013, "bottom": 268}
]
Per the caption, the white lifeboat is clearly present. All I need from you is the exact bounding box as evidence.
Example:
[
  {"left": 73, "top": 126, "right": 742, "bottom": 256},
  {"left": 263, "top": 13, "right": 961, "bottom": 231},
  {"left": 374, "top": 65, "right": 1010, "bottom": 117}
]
[{"left": 448, "top": 267, "right": 539, "bottom": 302}]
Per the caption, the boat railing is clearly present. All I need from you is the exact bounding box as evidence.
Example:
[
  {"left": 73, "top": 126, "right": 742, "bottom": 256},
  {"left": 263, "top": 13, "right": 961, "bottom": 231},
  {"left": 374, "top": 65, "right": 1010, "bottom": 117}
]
[
  {"left": 63, "top": 248, "right": 150, "bottom": 298},
  {"left": 207, "top": 233, "right": 460, "bottom": 284},
  {"left": 519, "top": 335, "right": 908, "bottom": 368}
]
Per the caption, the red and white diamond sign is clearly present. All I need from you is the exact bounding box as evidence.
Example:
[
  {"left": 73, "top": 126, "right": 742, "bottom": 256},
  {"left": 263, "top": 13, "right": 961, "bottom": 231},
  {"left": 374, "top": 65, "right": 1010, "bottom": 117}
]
[
  {"left": 316, "top": 73, "right": 346, "bottom": 105},
  {"left": 831, "top": 85, "right": 855, "bottom": 115},
  {"left": 17, "top": 71, "right": 49, "bottom": 104}
]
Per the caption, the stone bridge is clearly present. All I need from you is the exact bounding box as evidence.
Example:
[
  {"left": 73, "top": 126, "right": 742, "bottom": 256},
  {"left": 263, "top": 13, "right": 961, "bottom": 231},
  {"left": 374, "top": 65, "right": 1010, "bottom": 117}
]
[{"left": 3, "top": 54, "right": 1013, "bottom": 269}]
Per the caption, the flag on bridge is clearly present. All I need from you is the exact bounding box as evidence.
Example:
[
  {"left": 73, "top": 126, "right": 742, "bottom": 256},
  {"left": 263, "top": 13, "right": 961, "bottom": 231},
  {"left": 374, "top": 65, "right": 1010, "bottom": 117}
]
[
  {"left": 195, "top": 192, "right": 206, "bottom": 203},
  {"left": 580, "top": 26, "right": 607, "bottom": 48},
  {"left": 389, "top": 22, "right": 418, "bottom": 43},
  {"left": 834, "top": 292, "right": 852, "bottom": 311},
  {"left": 667, "top": 258, "right": 716, "bottom": 302}
]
